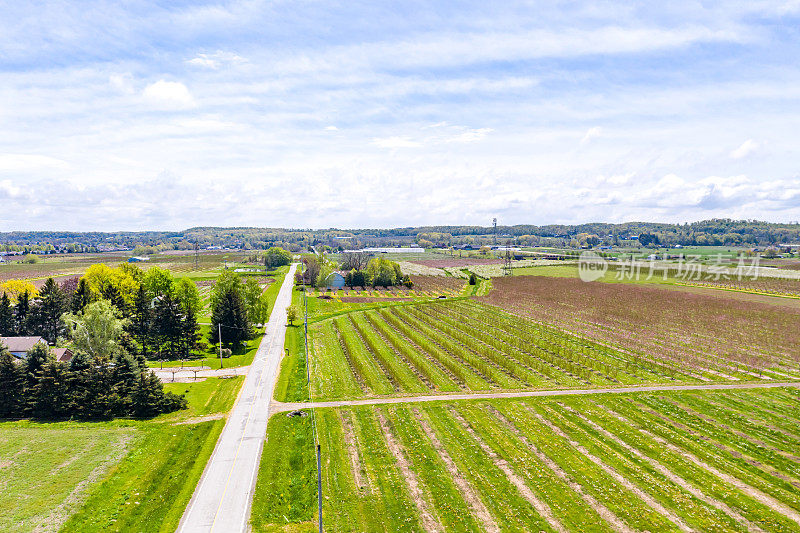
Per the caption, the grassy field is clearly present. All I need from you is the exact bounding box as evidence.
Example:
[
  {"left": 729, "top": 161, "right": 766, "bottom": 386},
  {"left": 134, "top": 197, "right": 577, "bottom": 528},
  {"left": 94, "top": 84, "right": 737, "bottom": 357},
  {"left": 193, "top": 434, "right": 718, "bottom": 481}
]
[
  {"left": 0, "top": 376, "right": 244, "bottom": 532},
  {"left": 256, "top": 387, "right": 800, "bottom": 532}
]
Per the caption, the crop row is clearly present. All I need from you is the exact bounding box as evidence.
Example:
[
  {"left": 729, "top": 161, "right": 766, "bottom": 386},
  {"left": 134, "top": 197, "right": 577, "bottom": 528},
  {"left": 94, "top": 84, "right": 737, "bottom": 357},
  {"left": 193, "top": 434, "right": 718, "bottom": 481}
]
[
  {"left": 481, "top": 276, "right": 800, "bottom": 381},
  {"left": 308, "top": 299, "right": 715, "bottom": 400},
  {"left": 309, "top": 388, "right": 800, "bottom": 532}
]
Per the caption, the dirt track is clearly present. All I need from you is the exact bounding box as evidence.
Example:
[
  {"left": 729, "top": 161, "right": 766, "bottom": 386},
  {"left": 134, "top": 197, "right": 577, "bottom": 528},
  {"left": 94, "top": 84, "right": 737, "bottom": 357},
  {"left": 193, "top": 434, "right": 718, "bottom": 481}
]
[{"left": 271, "top": 380, "right": 800, "bottom": 413}]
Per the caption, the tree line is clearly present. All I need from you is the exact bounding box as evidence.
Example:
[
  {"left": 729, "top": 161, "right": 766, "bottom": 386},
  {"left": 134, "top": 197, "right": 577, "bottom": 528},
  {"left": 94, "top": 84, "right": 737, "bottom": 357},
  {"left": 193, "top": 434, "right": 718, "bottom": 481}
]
[
  {"left": 0, "top": 340, "right": 186, "bottom": 420},
  {"left": 295, "top": 254, "right": 411, "bottom": 288}
]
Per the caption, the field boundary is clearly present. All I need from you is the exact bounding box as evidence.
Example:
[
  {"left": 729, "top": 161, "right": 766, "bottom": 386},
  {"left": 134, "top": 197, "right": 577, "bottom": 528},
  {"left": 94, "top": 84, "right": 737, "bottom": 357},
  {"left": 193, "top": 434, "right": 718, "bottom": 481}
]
[{"left": 272, "top": 381, "right": 800, "bottom": 412}]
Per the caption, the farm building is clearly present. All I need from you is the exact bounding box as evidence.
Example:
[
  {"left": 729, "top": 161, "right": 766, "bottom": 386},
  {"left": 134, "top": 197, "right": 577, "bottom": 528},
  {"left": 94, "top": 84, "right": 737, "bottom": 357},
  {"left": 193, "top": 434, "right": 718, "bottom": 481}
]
[
  {"left": 0, "top": 336, "right": 73, "bottom": 362},
  {"left": 326, "top": 271, "right": 346, "bottom": 289}
]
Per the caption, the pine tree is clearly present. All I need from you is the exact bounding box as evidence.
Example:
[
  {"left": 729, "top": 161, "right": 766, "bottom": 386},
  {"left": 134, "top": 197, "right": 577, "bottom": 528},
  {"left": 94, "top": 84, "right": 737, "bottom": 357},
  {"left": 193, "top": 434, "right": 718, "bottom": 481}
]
[
  {"left": 112, "top": 351, "right": 140, "bottom": 415},
  {"left": 153, "top": 294, "right": 184, "bottom": 359},
  {"left": 71, "top": 279, "right": 92, "bottom": 314},
  {"left": 30, "top": 360, "right": 73, "bottom": 419},
  {"left": 0, "top": 348, "right": 25, "bottom": 418},
  {"left": 29, "top": 278, "right": 68, "bottom": 343},
  {"left": 210, "top": 289, "right": 251, "bottom": 348},
  {"left": 130, "top": 284, "right": 153, "bottom": 359},
  {"left": 23, "top": 344, "right": 53, "bottom": 414},
  {"left": 14, "top": 291, "right": 31, "bottom": 335},
  {"left": 102, "top": 283, "right": 129, "bottom": 317},
  {"left": 0, "top": 293, "right": 12, "bottom": 336},
  {"left": 180, "top": 305, "right": 201, "bottom": 359}
]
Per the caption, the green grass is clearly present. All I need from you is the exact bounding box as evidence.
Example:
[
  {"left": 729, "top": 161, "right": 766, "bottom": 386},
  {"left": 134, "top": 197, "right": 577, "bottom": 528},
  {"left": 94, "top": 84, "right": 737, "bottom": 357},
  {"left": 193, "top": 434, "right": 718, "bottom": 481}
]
[
  {"left": 162, "top": 376, "right": 244, "bottom": 418},
  {"left": 0, "top": 423, "right": 135, "bottom": 532},
  {"left": 260, "top": 389, "right": 800, "bottom": 531},
  {"left": 62, "top": 420, "right": 224, "bottom": 532},
  {"left": 274, "top": 324, "right": 310, "bottom": 403},
  {"left": 250, "top": 413, "right": 317, "bottom": 532},
  {"left": 147, "top": 324, "right": 266, "bottom": 369},
  {"left": 0, "top": 372, "right": 244, "bottom": 532}
]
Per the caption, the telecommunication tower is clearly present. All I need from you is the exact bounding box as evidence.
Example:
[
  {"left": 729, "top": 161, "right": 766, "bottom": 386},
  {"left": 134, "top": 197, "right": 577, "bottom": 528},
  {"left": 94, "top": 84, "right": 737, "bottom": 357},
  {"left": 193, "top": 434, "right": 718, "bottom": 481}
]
[
  {"left": 493, "top": 218, "right": 498, "bottom": 245},
  {"left": 503, "top": 239, "right": 513, "bottom": 276}
]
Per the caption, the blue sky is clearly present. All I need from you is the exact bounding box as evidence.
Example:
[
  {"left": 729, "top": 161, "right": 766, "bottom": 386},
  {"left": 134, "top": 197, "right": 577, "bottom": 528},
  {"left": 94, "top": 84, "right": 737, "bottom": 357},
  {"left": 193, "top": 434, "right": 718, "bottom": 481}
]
[{"left": 1, "top": 1, "right": 799, "bottom": 231}]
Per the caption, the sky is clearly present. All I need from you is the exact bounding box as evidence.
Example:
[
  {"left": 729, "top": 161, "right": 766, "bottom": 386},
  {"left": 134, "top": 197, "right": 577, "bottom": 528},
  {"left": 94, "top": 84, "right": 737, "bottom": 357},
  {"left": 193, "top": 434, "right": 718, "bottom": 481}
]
[{"left": 1, "top": 1, "right": 799, "bottom": 231}]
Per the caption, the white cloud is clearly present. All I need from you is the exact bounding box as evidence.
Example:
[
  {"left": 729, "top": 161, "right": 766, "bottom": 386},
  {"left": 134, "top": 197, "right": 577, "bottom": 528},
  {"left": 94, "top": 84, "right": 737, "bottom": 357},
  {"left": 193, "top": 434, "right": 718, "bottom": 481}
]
[
  {"left": 142, "top": 80, "right": 195, "bottom": 109},
  {"left": 0, "top": 179, "right": 22, "bottom": 198},
  {"left": 0, "top": 153, "right": 69, "bottom": 171},
  {"left": 186, "top": 51, "right": 246, "bottom": 69},
  {"left": 730, "top": 139, "right": 760, "bottom": 159},
  {"left": 580, "top": 126, "right": 603, "bottom": 145},
  {"left": 109, "top": 73, "right": 135, "bottom": 94},
  {"left": 444, "top": 128, "right": 494, "bottom": 143},
  {"left": 372, "top": 136, "right": 422, "bottom": 149},
  {"left": 325, "top": 125, "right": 339, "bottom": 131}
]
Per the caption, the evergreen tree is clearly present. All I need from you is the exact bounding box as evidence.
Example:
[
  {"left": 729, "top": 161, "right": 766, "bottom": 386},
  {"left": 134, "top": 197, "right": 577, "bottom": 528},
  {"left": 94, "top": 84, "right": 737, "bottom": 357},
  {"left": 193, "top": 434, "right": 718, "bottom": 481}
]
[
  {"left": 23, "top": 343, "right": 53, "bottom": 413},
  {"left": 0, "top": 348, "right": 25, "bottom": 418},
  {"left": 0, "top": 292, "right": 12, "bottom": 336},
  {"left": 29, "top": 278, "right": 68, "bottom": 343},
  {"left": 153, "top": 294, "right": 184, "bottom": 359},
  {"left": 30, "top": 360, "right": 73, "bottom": 419},
  {"left": 130, "top": 284, "right": 153, "bottom": 359},
  {"left": 102, "top": 283, "right": 129, "bottom": 317},
  {"left": 14, "top": 290, "right": 31, "bottom": 335},
  {"left": 71, "top": 278, "right": 92, "bottom": 313},
  {"left": 131, "top": 371, "right": 186, "bottom": 418},
  {"left": 210, "top": 289, "right": 251, "bottom": 348},
  {"left": 112, "top": 351, "right": 140, "bottom": 414},
  {"left": 180, "top": 305, "right": 201, "bottom": 359}
]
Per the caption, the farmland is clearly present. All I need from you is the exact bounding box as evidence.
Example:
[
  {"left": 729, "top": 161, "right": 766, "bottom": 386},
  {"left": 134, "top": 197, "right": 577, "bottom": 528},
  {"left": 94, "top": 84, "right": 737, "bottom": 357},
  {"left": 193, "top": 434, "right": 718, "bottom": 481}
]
[
  {"left": 304, "top": 295, "right": 796, "bottom": 402},
  {"left": 0, "top": 376, "right": 243, "bottom": 533},
  {"left": 480, "top": 276, "right": 800, "bottom": 380},
  {"left": 259, "top": 387, "right": 800, "bottom": 532},
  {"left": 253, "top": 256, "right": 800, "bottom": 533}
]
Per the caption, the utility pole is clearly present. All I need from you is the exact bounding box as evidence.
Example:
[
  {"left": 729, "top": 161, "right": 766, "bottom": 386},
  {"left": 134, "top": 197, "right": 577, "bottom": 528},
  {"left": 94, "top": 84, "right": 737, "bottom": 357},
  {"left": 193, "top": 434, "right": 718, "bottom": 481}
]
[
  {"left": 493, "top": 217, "right": 498, "bottom": 246},
  {"left": 218, "top": 323, "right": 223, "bottom": 369},
  {"left": 194, "top": 240, "right": 199, "bottom": 270}
]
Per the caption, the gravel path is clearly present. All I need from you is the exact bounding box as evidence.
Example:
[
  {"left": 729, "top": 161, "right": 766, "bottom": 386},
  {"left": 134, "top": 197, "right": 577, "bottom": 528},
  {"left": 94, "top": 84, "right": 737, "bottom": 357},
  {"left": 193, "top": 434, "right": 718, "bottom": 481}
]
[{"left": 272, "top": 380, "right": 800, "bottom": 413}]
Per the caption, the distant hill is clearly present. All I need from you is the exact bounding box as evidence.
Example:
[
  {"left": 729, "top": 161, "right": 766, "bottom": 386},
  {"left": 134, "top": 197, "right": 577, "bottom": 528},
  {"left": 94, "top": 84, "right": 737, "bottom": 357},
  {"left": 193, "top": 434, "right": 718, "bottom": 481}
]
[{"left": 1, "top": 219, "right": 798, "bottom": 253}]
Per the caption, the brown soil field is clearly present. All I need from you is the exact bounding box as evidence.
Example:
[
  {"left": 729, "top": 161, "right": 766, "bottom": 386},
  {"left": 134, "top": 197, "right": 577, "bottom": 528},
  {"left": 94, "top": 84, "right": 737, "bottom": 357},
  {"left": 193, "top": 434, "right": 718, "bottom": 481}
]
[
  {"left": 409, "top": 258, "right": 503, "bottom": 268},
  {"left": 480, "top": 275, "right": 800, "bottom": 372}
]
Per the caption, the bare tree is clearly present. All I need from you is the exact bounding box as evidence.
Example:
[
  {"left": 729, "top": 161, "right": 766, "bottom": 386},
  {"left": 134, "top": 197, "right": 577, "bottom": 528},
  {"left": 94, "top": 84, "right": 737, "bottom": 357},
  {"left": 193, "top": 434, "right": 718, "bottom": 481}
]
[{"left": 340, "top": 251, "right": 372, "bottom": 271}]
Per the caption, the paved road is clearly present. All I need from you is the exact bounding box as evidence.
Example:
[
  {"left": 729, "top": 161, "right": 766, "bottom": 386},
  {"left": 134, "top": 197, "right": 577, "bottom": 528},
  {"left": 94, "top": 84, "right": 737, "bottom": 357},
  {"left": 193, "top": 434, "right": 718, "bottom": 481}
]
[
  {"left": 272, "top": 380, "right": 800, "bottom": 413},
  {"left": 178, "top": 264, "right": 297, "bottom": 533}
]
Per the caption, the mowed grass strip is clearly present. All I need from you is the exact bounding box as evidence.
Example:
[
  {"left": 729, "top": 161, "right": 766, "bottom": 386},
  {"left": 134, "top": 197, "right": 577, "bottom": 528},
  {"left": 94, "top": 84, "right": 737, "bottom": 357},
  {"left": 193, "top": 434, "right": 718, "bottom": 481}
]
[
  {"left": 350, "top": 407, "right": 422, "bottom": 531},
  {"left": 378, "top": 308, "right": 483, "bottom": 390},
  {"left": 163, "top": 376, "right": 244, "bottom": 418},
  {"left": 61, "top": 420, "right": 224, "bottom": 532},
  {"left": 421, "top": 405, "right": 553, "bottom": 532},
  {"left": 581, "top": 396, "right": 799, "bottom": 531},
  {"left": 250, "top": 413, "right": 317, "bottom": 532},
  {"left": 385, "top": 406, "right": 483, "bottom": 532},
  {"left": 274, "top": 324, "right": 311, "bottom": 403},
  {"left": 388, "top": 307, "right": 508, "bottom": 388},
  {"left": 539, "top": 401, "right": 746, "bottom": 532},
  {"left": 0, "top": 424, "right": 134, "bottom": 533},
  {"left": 631, "top": 395, "right": 800, "bottom": 504}
]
